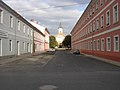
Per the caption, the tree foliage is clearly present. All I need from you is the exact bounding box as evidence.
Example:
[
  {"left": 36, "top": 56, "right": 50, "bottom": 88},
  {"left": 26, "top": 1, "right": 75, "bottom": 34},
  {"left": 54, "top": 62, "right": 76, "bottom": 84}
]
[
  {"left": 62, "top": 35, "right": 71, "bottom": 48},
  {"left": 49, "top": 36, "right": 58, "bottom": 48}
]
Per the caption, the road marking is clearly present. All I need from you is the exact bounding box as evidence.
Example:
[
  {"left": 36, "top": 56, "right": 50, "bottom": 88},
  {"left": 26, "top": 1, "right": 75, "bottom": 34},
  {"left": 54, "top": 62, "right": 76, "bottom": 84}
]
[{"left": 39, "top": 85, "right": 58, "bottom": 90}]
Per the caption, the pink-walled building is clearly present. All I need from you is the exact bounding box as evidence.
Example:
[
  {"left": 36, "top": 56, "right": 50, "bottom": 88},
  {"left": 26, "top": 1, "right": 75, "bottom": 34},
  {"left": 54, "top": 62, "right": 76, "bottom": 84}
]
[
  {"left": 44, "top": 28, "right": 50, "bottom": 51},
  {"left": 30, "top": 20, "right": 50, "bottom": 54},
  {"left": 71, "top": 0, "right": 120, "bottom": 61}
]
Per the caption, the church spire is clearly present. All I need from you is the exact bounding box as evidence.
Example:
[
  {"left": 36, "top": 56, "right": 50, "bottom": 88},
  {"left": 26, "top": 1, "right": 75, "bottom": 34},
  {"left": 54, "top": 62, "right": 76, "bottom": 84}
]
[
  {"left": 58, "top": 22, "right": 63, "bottom": 29},
  {"left": 58, "top": 22, "right": 63, "bottom": 34}
]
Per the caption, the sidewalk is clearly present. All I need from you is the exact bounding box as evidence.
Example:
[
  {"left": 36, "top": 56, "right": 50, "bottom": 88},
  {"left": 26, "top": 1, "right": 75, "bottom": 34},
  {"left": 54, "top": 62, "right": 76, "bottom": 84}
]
[
  {"left": 69, "top": 50, "right": 120, "bottom": 67},
  {"left": 83, "top": 54, "right": 120, "bottom": 67},
  {"left": 0, "top": 51, "right": 53, "bottom": 65},
  {"left": 0, "top": 52, "right": 44, "bottom": 65},
  {"left": 0, "top": 53, "right": 32, "bottom": 65}
]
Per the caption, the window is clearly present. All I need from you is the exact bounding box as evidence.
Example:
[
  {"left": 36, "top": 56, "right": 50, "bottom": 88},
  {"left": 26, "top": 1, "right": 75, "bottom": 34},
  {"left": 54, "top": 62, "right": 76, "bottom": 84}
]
[
  {"left": 101, "top": 38, "right": 105, "bottom": 51},
  {"left": 100, "top": 15, "right": 104, "bottom": 28},
  {"left": 91, "top": 41, "right": 92, "bottom": 50},
  {"left": 97, "top": 39, "right": 100, "bottom": 50},
  {"left": 114, "top": 35, "right": 119, "bottom": 52},
  {"left": 87, "top": 12, "right": 89, "bottom": 19},
  {"left": 88, "top": 41, "right": 90, "bottom": 50},
  {"left": 96, "top": 0, "right": 99, "bottom": 10},
  {"left": 90, "top": 8, "right": 92, "bottom": 17},
  {"left": 23, "top": 24, "right": 25, "bottom": 33},
  {"left": 106, "top": 10, "right": 110, "bottom": 26},
  {"left": 10, "top": 16, "right": 13, "bottom": 28},
  {"left": 23, "top": 42, "right": 25, "bottom": 51},
  {"left": 113, "top": 4, "right": 118, "bottom": 23},
  {"left": 31, "top": 29, "right": 33, "bottom": 36},
  {"left": 18, "top": 21, "right": 20, "bottom": 30},
  {"left": 9, "top": 40, "right": 12, "bottom": 51},
  {"left": 90, "top": 24, "right": 92, "bottom": 33},
  {"left": 27, "top": 27, "right": 30, "bottom": 35},
  {"left": 88, "top": 26, "right": 90, "bottom": 34},
  {"left": 100, "top": 0, "right": 104, "bottom": 6},
  {"left": 92, "top": 6, "right": 95, "bottom": 14},
  {"left": 106, "top": 37, "right": 111, "bottom": 51},
  {"left": 96, "top": 18, "right": 99, "bottom": 30},
  {"left": 93, "top": 21, "right": 96, "bottom": 31},
  {"left": 0, "top": 9, "right": 3, "bottom": 23},
  {"left": 93, "top": 40, "right": 96, "bottom": 50}
]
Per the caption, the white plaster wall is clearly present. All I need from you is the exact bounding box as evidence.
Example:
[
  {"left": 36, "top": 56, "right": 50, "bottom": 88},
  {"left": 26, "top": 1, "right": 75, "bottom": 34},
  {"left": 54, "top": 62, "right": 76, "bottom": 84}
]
[{"left": 0, "top": 6, "right": 33, "bottom": 56}]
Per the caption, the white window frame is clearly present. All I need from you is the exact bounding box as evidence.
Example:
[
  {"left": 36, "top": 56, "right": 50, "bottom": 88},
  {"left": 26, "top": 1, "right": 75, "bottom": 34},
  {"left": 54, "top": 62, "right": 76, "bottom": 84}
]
[
  {"left": 100, "top": 0, "right": 104, "bottom": 6},
  {"left": 93, "top": 40, "right": 96, "bottom": 50},
  {"left": 27, "top": 27, "right": 30, "bottom": 35},
  {"left": 101, "top": 38, "right": 105, "bottom": 51},
  {"left": 23, "top": 24, "right": 25, "bottom": 33},
  {"left": 93, "top": 21, "right": 96, "bottom": 31},
  {"left": 106, "top": 10, "right": 110, "bottom": 26},
  {"left": 91, "top": 40, "right": 92, "bottom": 50},
  {"left": 88, "top": 41, "right": 89, "bottom": 50},
  {"left": 0, "top": 9, "right": 3, "bottom": 24},
  {"left": 88, "top": 26, "right": 90, "bottom": 34},
  {"left": 10, "top": 16, "right": 13, "bottom": 28},
  {"left": 96, "top": 0, "right": 99, "bottom": 10},
  {"left": 113, "top": 3, "right": 119, "bottom": 23},
  {"left": 106, "top": 37, "right": 111, "bottom": 51},
  {"left": 100, "top": 15, "right": 104, "bottom": 28},
  {"left": 18, "top": 20, "right": 20, "bottom": 30},
  {"left": 96, "top": 18, "right": 99, "bottom": 30},
  {"left": 114, "top": 35, "right": 119, "bottom": 52},
  {"left": 31, "top": 29, "right": 33, "bottom": 36},
  {"left": 97, "top": 39, "right": 100, "bottom": 51},
  {"left": 90, "top": 23, "right": 92, "bottom": 33},
  {"left": 90, "top": 8, "right": 92, "bottom": 17},
  {"left": 92, "top": 6, "right": 95, "bottom": 14}
]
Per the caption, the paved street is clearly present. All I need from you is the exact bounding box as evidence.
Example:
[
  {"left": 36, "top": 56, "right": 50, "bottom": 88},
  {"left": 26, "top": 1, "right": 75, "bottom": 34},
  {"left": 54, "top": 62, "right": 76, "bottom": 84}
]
[{"left": 0, "top": 50, "right": 120, "bottom": 90}]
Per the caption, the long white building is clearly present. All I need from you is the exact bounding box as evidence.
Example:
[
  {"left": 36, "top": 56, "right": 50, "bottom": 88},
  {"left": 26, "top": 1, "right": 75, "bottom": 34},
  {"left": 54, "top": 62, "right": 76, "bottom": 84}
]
[{"left": 0, "top": 1, "right": 34, "bottom": 56}]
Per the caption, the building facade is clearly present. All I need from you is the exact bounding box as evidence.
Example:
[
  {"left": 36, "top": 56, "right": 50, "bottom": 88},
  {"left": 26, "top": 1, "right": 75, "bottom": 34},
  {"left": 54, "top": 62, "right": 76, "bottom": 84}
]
[
  {"left": 30, "top": 20, "right": 50, "bottom": 53},
  {"left": 71, "top": 0, "right": 120, "bottom": 61},
  {"left": 0, "top": 1, "right": 34, "bottom": 56}
]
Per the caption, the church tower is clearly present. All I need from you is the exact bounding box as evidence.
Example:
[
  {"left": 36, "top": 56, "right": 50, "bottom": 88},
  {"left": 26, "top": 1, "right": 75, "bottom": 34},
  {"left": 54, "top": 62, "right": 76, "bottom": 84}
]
[
  {"left": 58, "top": 22, "right": 63, "bottom": 34},
  {"left": 56, "top": 22, "right": 65, "bottom": 46}
]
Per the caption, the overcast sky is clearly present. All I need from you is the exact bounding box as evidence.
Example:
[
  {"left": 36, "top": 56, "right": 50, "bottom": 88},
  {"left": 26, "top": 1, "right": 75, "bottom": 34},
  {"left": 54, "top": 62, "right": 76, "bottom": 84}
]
[{"left": 3, "top": 0, "right": 90, "bottom": 35}]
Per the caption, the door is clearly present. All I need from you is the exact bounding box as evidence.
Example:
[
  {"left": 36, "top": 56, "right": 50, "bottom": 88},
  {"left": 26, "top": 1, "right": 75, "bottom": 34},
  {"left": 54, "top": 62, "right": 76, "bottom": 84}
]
[
  {"left": 31, "top": 43, "right": 33, "bottom": 53},
  {"left": 17, "top": 41, "right": 20, "bottom": 55},
  {"left": 0, "top": 39, "right": 2, "bottom": 56},
  {"left": 27, "top": 43, "right": 29, "bottom": 53}
]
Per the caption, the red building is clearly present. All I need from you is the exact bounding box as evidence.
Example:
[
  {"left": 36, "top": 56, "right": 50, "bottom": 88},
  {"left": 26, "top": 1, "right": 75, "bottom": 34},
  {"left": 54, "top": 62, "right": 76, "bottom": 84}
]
[{"left": 71, "top": 0, "right": 120, "bottom": 61}]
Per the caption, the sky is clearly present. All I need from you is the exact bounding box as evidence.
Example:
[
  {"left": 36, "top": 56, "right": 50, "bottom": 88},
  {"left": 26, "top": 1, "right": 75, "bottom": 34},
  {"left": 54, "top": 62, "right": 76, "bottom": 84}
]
[{"left": 2, "top": 0, "right": 90, "bottom": 35}]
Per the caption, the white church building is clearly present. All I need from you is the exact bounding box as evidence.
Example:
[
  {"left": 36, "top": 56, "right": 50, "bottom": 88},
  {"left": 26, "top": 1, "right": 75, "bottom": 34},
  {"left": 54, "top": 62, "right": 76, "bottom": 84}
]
[{"left": 56, "top": 23, "right": 65, "bottom": 46}]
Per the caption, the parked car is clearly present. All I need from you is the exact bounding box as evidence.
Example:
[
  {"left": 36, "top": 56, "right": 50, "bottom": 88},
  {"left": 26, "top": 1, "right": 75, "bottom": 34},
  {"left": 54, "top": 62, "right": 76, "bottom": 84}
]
[
  {"left": 73, "top": 49, "right": 80, "bottom": 54},
  {"left": 47, "top": 48, "right": 56, "bottom": 52}
]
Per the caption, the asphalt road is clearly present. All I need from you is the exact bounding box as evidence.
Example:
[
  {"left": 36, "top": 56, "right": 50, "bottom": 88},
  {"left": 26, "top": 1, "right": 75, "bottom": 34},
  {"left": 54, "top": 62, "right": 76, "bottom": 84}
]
[{"left": 0, "top": 50, "right": 120, "bottom": 90}]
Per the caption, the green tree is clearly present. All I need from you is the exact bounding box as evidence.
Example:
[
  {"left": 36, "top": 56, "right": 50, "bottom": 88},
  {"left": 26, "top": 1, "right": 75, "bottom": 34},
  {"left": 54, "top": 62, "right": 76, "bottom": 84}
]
[
  {"left": 62, "top": 35, "right": 71, "bottom": 48},
  {"left": 49, "top": 36, "right": 58, "bottom": 48}
]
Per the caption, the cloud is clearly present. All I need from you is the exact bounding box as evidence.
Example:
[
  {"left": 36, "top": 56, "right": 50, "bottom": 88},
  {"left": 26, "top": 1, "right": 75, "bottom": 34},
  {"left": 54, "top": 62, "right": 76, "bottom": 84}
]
[{"left": 3, "top": 0, "right": 90, "bottom": 35}]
